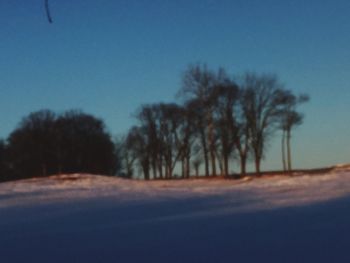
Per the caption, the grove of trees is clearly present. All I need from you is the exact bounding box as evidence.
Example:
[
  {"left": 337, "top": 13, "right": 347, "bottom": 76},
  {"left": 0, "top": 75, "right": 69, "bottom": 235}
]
[
  {"left": 119, "top": 64, "right": 309, "bottom": 179},
  {"left": 0, "top": 64, "right": 309, "bottom": 182}
]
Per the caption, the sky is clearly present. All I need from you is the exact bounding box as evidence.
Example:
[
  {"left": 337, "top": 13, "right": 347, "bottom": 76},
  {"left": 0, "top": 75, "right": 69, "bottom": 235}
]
[{"left": 0, "top": 0, "right": 349, "bottom": 171}]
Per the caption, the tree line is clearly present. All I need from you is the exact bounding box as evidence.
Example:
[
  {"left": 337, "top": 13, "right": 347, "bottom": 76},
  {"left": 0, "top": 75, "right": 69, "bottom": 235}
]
[
  {"left": 0, "top": 110, "right": 118, "bottom": 181},
  {"left": 118, "top": 64, "right": 309, "bottom": 179},
  {"left": 0, "top": 64, "right": 309, "bottom": 182}
]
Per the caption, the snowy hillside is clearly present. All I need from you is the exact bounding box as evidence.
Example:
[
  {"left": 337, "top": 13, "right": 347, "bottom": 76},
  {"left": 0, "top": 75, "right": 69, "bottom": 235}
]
[{"left": 1, "top": 166, "right": 350, "bottom": 262}]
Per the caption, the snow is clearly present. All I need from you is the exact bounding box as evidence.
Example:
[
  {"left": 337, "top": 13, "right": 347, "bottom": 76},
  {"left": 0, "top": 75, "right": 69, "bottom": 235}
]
[{"left": 1, "top": 167, "right": 350, "bottom": 262}]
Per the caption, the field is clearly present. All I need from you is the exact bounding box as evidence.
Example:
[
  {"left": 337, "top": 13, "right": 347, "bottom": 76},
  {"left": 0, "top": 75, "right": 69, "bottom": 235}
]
[{"left": 1, "top": 165, "right": 350, "bottom": 262}]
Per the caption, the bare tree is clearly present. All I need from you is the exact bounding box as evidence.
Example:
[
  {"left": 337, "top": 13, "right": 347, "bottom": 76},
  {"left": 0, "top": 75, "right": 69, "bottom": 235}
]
[
  {"left": 115, "top": 135, "right": 137, "bottom": 178},
  {"left": 125, "top": 65, "right": 309, "bottom": 180},
  {"left": 135, "top": 103, "right": 191, "bottom": 179},
  {"left": 280, "top": 92, "right": 310, "bottom": 172},
  {"left": 179, "top": 64, "right": 219, "bottom": 176},
  {"left": 137, "top": 105, "right": 161, "bottom": 179},
  {"left": 210, "top": 74, "right": 239, "bottom": 177},
  {"left": 185, "top": 97, "right": 211, "bottom": 177},
  {"left": 233, "top": 87, "right": 251, "bottom": 176},
  {"left": 240, "top": 73, "right": 287, "bottom": 175},
  {"left": 175, "top": 103, "right": 197, "bottom": 178},
  {"left": 157, "top": 103, "right": 184, "bottom": 179},
  {"left": 126, "top": 126, "right": 151, "bottom": 180}
]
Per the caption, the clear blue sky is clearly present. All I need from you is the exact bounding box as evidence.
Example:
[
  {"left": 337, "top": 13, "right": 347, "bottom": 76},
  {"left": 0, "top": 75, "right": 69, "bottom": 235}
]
[{"left": 0, "top": 0, "right": 349, "bottom": 170}]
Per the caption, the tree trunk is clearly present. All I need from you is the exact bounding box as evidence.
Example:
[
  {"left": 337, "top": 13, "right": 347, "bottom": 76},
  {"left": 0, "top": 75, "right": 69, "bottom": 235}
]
[
  {"left": 126, "top": 162, "right": 133, "bottom": 178},
  {"left": 143, "top": 164, "right": 150, "bottom": 180},
  {"left": 144, "top": 172, "right": 150, "bottom": 180},
  {"left": 185, "top": 153, "right": 190, "bottom": 178},
  {"left": 158, "top": 160, "right": 163, "bottom": 179},
  {"left": 255, "top": 156, "right": 261, "bottom": 176},
  {"left": 210, "top": 150, "right": 216, "bottom": 176},
  {"left": 282, "top": 130, "right": 287, "bottom": 172},
  {"left": 240, "top": 153, "right": 247, "bottom": 176},
  {"left": 206, "top": 110, "right": 216, "bottom": 176},
  {"left": 167, "top": 165, "right": 172, "bottom": 179},
  {"left": 287, "top": 129, "right": 292, "bottom": 173},
  {"left": 204, "top": 152, "right": 209, "bottom": 176},
  {"left": 200, "top": 131, "right": 209, "bottom": 177},
  {"left": 208, "top": 116, "right": 216, "bottom": 177},
  {"left": 218, "top": 157, "right": 224, "bottom": 177},
  {"left": 223, "top": 155, "right": 229, "bottom": 177},
  {"left": 181, "top": 156, "right": 186, "bottom": 178},
  {"left": 152, "top": 159, "right": 157, "bottom": 179}
]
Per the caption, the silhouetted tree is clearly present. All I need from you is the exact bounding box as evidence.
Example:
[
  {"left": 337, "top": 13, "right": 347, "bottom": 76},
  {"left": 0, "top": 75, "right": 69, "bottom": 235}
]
[
  {"left": 182, "top": 98, "right": 208, "bottom": 177},
  {"left": 279, "top": 92, "right": 310, "bottom": 172},
  {"left": 134, "top": 103, "right": 189, "bottom": 179},
  {"left": 121, "top": 65, "right": 310, "bottom": 179},
  {"left": 7, "top": 110, "right": 57, "bottom": 178},
  {"left": 115, "top": 135, "right": 137, "bottom": 178},
  {"left": 54, "top": 110, "right": 117, "bottom": 175},
  {"left": 0, "top": 139, "right": 8, "bottom": 181},
  {"left": 240, "top": 73, "right": 288, "bottom": 175},
  {"left": 136, "top": 105, "right": 162, "bottom": 179},
  {"left": 234, "top": 87, "right": 251, "bottom": 176},
  {"left": 179, "top": 64, "right": 219, "bottom": 176},
  {"left": 157, "top": 103, "right": 184, "bottom": 178},
  {"left": 6, "top": 109, "right": 117, "bottom": 179},
  {"left": 209, "top": 74, "right": 239, "bottom": 177},
  {"left": 126, "top": 126, "right": 151, "bottom": 180},
  {"left": 178, "top": 102, "right": 197, "bottom": 178}
]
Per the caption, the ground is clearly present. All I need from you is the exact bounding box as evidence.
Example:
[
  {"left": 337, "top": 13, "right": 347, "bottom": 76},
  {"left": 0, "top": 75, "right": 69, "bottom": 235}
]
[{"left": 1, "top": 164, "right": 350, "bottom": 262}]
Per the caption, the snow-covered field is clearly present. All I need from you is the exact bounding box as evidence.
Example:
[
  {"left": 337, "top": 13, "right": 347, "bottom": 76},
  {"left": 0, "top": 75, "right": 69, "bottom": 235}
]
[{"left": 1, "top": 165, "right": 350, "bottom": 262}]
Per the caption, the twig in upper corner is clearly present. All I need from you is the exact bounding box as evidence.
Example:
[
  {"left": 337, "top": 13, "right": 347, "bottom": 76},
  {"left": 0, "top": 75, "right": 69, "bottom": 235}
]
[{"left": 45, "top": 0, "right": 53, "bottom": 23}]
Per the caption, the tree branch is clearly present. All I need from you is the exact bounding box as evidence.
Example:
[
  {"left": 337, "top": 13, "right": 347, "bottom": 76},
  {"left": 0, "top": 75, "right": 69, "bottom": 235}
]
[{"left": 45, "top": 0, "right": 53, "bottom": 23}]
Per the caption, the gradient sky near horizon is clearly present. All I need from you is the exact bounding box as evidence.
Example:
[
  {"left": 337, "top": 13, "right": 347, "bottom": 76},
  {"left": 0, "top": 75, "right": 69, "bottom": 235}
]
[{"left": 0, "top": 0, "right": 349, "bottom": 171}]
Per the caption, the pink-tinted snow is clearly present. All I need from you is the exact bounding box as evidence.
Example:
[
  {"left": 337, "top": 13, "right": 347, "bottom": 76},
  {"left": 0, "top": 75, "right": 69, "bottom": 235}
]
[{"left": 1, "top": 165, "right": 350, "bottom": 262}]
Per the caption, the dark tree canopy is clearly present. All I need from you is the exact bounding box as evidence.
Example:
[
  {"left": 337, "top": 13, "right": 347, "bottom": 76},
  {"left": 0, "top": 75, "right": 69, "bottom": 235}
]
[
  {"left": 6, "top": 109, "right": 118, "bottom": 179},
  {"left": 0, "top": 139, "right": 8, "bottom": 181}
]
